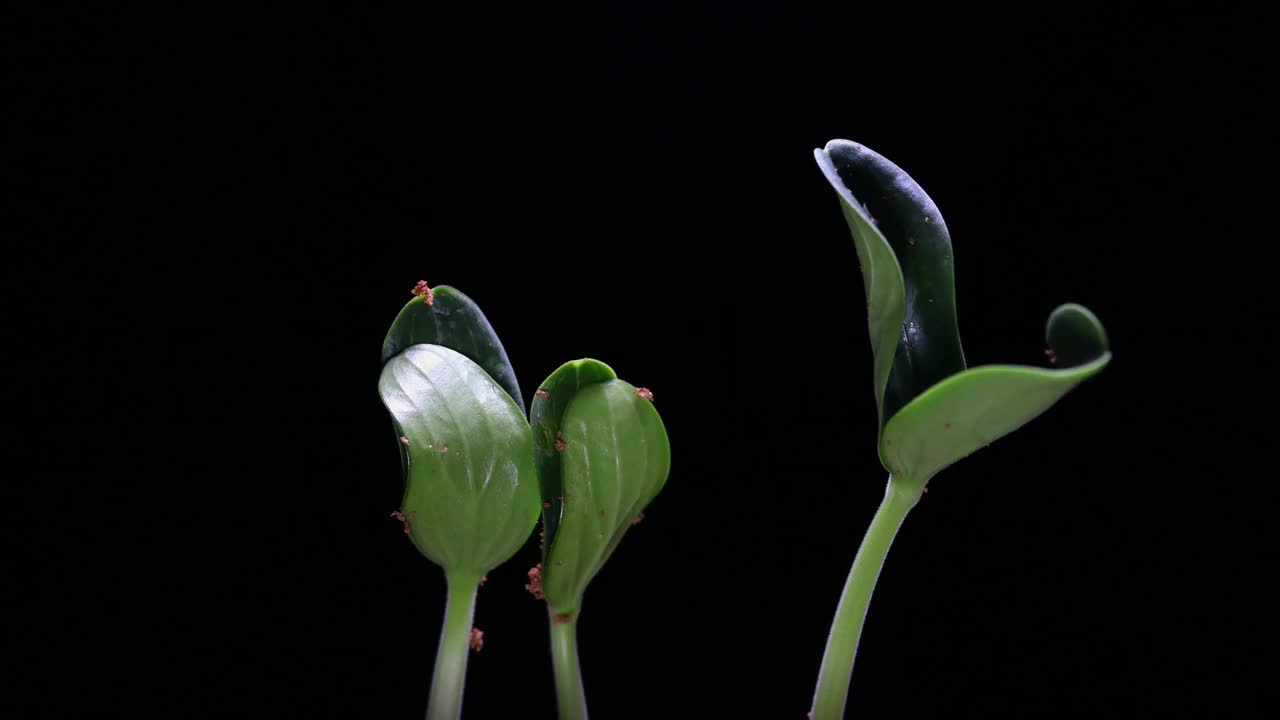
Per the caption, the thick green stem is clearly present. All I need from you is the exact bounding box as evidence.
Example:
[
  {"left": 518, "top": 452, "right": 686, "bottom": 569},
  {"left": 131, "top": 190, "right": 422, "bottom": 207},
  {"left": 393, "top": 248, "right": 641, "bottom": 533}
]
[
  {"left": 550, "top": 610, "right": 588, "bottom": 720},
  {"left": 427, "top": 571, "right": 480, "bottom": 720},
  {"left": 810, "top": 478, "right": 920, "bottom": 720}
]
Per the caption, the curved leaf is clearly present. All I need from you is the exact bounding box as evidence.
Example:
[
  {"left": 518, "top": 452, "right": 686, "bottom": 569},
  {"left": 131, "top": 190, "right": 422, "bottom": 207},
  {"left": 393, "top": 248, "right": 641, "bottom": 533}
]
[
  {"left": 814, "top": 141, "right": 966, "bottom": 436},
  {"left": 542, "top": 379, "right": 671, "bottom": 616},
  {"left": 882, "top": 304, "right": 1111, "bottom": 489},
  {"left": 815, "top": 140, "right": 1110, "bottom": 485},
  {"left": 381, "top": 285, "right": 525, "bottom": 412},
  {"left": 378, "top": 344, "right": 541, "bottom": 576},
  {"left": 529, "top": 359, "right": 618, "bottom": 565}
]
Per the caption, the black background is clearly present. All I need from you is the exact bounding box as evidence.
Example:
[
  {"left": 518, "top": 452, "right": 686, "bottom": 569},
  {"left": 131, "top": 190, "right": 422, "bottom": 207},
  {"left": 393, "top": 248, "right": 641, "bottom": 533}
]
[{"left": 9, "top": 2, "right": 1269, "bottom": 718}]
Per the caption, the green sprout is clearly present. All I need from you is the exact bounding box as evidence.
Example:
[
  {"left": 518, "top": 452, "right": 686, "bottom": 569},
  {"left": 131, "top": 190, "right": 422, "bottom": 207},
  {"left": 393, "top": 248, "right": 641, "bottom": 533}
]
[
  {"left": 377, "top": 283, "right": 670, "bottom": 720},
  {"left": 378, "top": 285, "right": 540, "bottom": 720},
  {"left": 529, "top": 360, "right": 671, "bottom": 720},
  {"left": 808, "top": 140, "right": 1112, "bottom": 719}
]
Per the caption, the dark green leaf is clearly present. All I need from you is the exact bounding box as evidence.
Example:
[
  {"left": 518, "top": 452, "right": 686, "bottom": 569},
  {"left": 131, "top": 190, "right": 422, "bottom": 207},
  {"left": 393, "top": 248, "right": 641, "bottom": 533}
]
[
  {"left": 378, "top": 344, "right": 541, "bottom": 576},
  {"left": 381, "top": 285, "right": 525, "bottom": 412},
  {"left": 814, "top": 140, "right": 966, "bottom": 431}
]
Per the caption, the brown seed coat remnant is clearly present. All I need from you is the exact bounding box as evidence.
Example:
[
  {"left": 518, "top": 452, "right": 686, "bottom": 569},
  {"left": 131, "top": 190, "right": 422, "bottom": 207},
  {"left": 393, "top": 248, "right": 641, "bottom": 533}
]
[
  {"left": 1044, "top": 348, "right": 1057, "bottom": 364},
  {"left": 469, "top": 628, "right": 484, "bottom": 652},
  {"left": 479, "top": 575, "right": 487, "bottom": 587},
  {"left": 631, "top": 512, "right": 645, "bottom": 526},
  {"left": 525, "top": 564, "right": 544, "bottom": 600},
  {"left": 410, "top": 280, "right": 435, "bottom": 306},
  {"left": 390, "top": 510, "right": 414, "bottom": 534},
  {"left": 399, "top": 436, "right": 410, "bottom": 445},
  {"left": 554, "top": 439, "right": 567, "bottom": 452},
  {"left": 441, "top": 445, "right": 449, "bottom": 453},
  {"left": 635, "top": 387, "right": 655, "bottom": 402},
  {"left": 535, "top": 389, "right": 549, "bottom": 399}
]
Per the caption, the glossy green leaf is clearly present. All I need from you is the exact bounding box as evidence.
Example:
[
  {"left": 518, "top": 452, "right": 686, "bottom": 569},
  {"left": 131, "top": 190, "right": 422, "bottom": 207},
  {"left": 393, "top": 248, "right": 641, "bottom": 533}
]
[
  {"left": 378, "top": 344, "right": 541, "bottom": 576},
  {"left": 814, "top": 140, "right": 1110, "bottom": 489},
  {"left": 540, "top": 379, "right": 671, "bottom": 617},
  {"left": 381, "top": 285, "right": 525, "bottom": 412},
  {"left": 528, "top": 359, "right": 619, "bottom": 566}
]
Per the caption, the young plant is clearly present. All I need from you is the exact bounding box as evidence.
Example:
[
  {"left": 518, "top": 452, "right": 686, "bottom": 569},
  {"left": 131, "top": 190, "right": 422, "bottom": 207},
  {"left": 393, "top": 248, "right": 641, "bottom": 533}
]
[
  {"left": 808, "top": 140, "right": 1112, "bottom": 719},
  {"left": 528, "top": 360, "right": 671, "bottom": 720},
  {"left": 378, "top": 284, "right": 541, "bottom": 720}
]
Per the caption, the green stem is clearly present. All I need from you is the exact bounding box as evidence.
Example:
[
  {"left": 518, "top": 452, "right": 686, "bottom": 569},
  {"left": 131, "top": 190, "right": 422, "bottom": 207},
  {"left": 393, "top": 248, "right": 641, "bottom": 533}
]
[
  {"left": 427, "top": 571, "right": 480, "bottom": 720},
  {"left": 810, "top": 478, "right": 921, "bottom": 720},
  {"left": 550, "top": 610, "right": 588, "bottom": 720}
]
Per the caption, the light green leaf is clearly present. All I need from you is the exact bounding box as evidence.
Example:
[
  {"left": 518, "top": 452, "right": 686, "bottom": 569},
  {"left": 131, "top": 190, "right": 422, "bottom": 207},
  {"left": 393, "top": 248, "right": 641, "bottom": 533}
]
[
  {"left": 378, "top": 344, "right": 541, "bottom": 576},
  {"left": 541, "top": 379, "right": 671, "bottom": 617}
]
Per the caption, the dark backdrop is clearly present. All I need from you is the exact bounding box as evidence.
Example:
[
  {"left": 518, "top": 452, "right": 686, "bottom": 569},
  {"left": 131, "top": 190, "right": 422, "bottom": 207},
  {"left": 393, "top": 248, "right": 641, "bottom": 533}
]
[{"left": 10, "top": 2, "right": 1267, "bottom": 718}]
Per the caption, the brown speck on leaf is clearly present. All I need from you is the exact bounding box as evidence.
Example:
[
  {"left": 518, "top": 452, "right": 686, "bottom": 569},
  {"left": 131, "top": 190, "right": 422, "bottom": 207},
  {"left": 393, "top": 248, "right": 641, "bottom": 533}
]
[
  {"left": 1045, "top": 348, "right": 1057, "bottom": 364},
  {"left": 441, "top": 445, "right": 449, "bottom": 453},
  {"left": 410, "top": 280, "right": 435, "bottom": 306},
  {"left": 554, "top": 439, "right": 567, "bottom": 452},
  {"left": 635, "top": 387, "right": 655, "bottom": 402},
  {"left": 552, "top": 612, "right": 574, "bottom": 626},
  {"left": 535, "top": 389, "right": 549, "bottom": 399},
  {"left": 599, "top": 510, "right": 605, "bottom": 518},
  {"left": 525, "top": 564, "right": 544, "bottom": 600},
  {"left": 469, "top": 628, "right": 484, "bottom": 652},
  {"left": 399, "top": 436, "right": 410, "bottom": 445},
  {"left": 944, "top": 422, "right": 952, "bottom": 429},
  {"left": 631, "top": 512, "right": 645, "bottom": 526},
  {"left": 555, "top": 560, "right": 563, "bottom": 566}
]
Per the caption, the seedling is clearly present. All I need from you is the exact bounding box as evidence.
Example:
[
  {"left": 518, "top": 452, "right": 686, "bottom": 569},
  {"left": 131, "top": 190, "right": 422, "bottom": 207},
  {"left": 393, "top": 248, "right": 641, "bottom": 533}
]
[
  {"left": 530, "top": 360, "right": 671, "bottom": 719},
  {"left": 378, "top": 283, "right": 670, "bottom": 720},
  {"left": 808, "top": 140, "right": 1111, "bottom": 719},
  {"left": 378, "top": 285, "right": 541, "bottom": 720}
]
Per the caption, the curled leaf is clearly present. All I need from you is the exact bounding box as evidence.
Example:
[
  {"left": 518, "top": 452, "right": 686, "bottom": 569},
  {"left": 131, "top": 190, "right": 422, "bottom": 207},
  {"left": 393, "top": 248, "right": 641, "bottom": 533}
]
[
  {"left": 530, "top": 363, "right": 671, "bottom": 616},
  {"left": 529, "top": 359, "right": 618, "bottom": 565},
  {"left": 815, "top": 140, "right": 1110, "bottom": 490}
]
